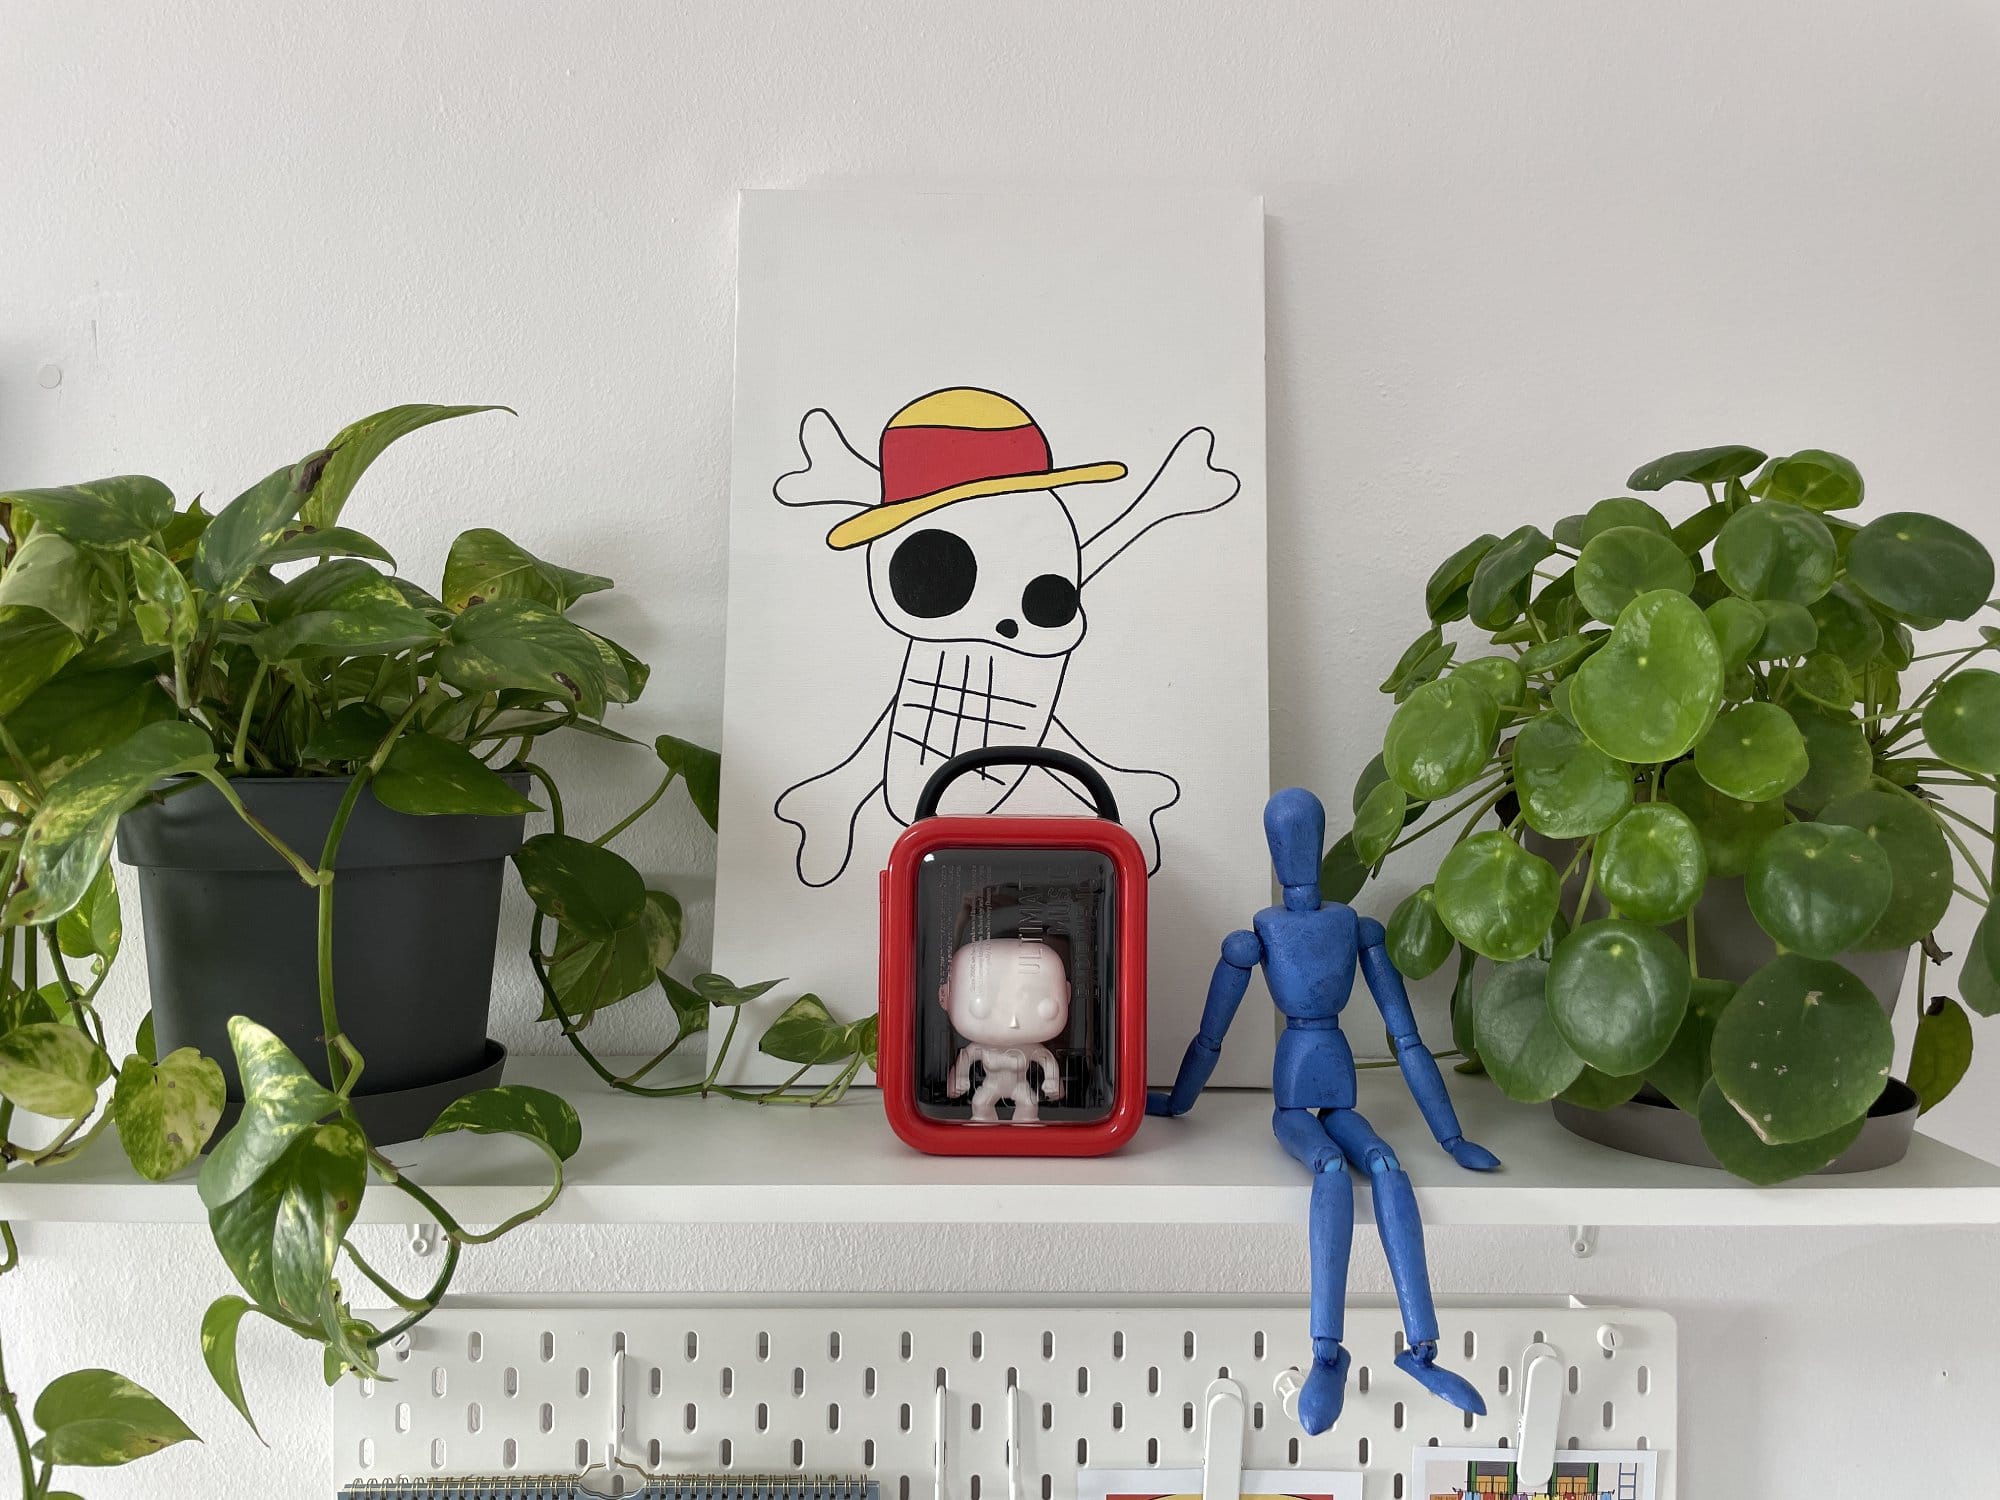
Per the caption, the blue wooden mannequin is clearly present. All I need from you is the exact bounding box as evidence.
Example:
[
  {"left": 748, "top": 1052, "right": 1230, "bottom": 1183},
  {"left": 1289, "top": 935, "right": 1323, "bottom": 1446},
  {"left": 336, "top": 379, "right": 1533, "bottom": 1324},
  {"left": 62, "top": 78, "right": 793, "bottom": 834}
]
[{"left": 1148, "top": 787, "right": 1501, "bottom": 1434}]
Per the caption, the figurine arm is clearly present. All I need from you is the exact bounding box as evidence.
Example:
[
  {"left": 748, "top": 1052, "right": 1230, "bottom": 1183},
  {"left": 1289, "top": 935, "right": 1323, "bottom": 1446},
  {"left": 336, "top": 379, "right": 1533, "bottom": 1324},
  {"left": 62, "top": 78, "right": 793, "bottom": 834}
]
[
  {"left": 1357, "top": 915, "right": 1500, "bottom": 1171},
  {"left": 1147, "top": 929, "right": 1262, "bottom": 1117},
  {"left": 1030, "top": 1045, "right": 1064, "bottom": 1097},
  {"left": 946, "top": 1046, "right": 976, "bottom": 1098}
]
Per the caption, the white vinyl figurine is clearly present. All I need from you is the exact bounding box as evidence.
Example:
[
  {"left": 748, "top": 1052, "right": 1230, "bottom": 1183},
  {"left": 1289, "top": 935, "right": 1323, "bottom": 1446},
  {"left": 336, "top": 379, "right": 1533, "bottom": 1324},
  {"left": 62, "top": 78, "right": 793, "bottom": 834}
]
[{"left": 941, "top": 937, "right": 1071, "bottom": 1122}]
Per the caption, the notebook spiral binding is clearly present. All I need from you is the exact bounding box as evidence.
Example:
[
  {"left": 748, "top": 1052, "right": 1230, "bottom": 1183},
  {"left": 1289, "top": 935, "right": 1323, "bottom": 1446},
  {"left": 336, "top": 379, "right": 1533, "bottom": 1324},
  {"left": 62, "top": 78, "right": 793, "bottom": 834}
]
[{"left": 339, "top": 1476, "right": 878, "bottom": 1499}]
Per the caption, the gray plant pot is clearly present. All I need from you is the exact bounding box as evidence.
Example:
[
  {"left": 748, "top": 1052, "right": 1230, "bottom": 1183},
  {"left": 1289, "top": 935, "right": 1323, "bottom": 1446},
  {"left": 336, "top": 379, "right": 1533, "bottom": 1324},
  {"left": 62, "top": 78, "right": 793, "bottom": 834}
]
[
  {"left": 117, "top": 775, "right": 525, "bottom": 1143},
  {"left": 1529, "top": 835, "right": 1920, "bottom": 1174}
]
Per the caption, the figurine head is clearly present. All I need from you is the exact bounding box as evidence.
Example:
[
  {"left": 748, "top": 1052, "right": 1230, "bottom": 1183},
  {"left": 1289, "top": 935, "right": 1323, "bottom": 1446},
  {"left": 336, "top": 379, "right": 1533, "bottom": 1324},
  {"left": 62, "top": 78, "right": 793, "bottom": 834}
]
[
  {"left": 939, "top": 937, "right": 1072, "bottom": 1046},
  {"left": 1263, "top": 787, "right": 1326, "bottom": 912}
]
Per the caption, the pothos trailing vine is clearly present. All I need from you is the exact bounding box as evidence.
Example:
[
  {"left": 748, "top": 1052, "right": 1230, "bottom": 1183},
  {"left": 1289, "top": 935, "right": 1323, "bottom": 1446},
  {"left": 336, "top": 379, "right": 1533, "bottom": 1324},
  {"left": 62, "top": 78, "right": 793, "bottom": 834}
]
[{"left": 512, "top": 741, "right": 878, "bottom": 1106}]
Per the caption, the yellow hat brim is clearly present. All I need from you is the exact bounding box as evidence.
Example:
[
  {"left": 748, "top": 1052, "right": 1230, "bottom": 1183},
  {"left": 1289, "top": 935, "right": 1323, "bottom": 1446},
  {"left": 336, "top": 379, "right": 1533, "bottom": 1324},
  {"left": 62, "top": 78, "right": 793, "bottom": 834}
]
[{"left": 825, "top": 462, "right": 1127, "bottom": 550}]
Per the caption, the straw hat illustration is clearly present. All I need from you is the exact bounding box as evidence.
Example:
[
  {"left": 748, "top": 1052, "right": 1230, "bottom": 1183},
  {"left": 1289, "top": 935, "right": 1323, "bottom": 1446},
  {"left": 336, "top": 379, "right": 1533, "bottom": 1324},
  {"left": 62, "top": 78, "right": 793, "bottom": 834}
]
[{"left": 824, "top": 387, "right": 1127, "bottom": 550}]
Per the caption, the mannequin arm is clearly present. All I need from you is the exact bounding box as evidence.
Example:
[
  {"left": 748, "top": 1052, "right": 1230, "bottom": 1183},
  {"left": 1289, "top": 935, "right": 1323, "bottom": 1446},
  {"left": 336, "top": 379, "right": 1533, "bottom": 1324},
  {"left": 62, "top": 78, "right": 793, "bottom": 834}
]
[
  {"left": 1147, "top": 929, "right": 1262, "bottom": 1117},
  {"left": 1357, "top": 915, "right": 1500, "bottom": 1170}
]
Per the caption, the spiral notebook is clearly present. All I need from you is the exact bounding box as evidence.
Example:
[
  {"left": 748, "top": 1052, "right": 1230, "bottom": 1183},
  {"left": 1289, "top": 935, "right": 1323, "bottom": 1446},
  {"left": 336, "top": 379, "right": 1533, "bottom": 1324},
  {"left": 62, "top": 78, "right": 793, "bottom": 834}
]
[{"left": 338, "top": 1476, "right": 879, "bottom": 1499}]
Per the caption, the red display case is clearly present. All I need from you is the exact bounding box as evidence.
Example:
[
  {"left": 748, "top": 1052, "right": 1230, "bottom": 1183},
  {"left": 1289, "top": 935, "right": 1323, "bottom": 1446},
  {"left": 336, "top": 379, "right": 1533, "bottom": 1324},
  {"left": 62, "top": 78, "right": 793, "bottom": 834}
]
[{"left": 878, "top": 747, "right": 1149, "bottom": 1157}]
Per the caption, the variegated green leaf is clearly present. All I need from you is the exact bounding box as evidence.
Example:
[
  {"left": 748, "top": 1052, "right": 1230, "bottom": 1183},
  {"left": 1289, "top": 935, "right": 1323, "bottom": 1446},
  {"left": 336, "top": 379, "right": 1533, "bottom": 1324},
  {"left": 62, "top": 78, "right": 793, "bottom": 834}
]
[
  {"left": 30, "top": 1369, "right": 198, "bottom": 1467},
  {"left": 113, "top": 1046, "right": 225, "bottom": 1180},
  {"left": 0, "top": 1022, "right": 111, "bottom": 1118},
  {"left": 301, "top": 404, "right": 511, "bottom": 530},
  {"left": 5, "top": 475, "right": 174, "bottom": 547},
  {"left": 425, "top": 1083, "right": 582, "bottom": 1160},
  {"left": 442, "top": 527, "right": 611, "bottom": 613},
  {"left": 198, "top": 1017, "right": 341, "bottom": 1210},
  {"left": 0, "top": 531, "right": 94, "bottom": 633}
]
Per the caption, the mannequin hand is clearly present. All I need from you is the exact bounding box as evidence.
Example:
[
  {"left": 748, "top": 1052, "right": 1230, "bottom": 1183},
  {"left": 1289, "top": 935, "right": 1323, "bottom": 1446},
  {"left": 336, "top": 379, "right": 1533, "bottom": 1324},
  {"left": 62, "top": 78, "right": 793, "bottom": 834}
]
[{"left": 1441, "top": 1135, "right": 1500, "bottom": 1171}]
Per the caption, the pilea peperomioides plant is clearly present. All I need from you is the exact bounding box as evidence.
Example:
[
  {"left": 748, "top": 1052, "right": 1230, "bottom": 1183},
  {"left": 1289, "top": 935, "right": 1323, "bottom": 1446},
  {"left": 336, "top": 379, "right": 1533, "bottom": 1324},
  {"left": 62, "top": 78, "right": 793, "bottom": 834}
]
[{"left": 1333, "top": 444, "right": 1999, "bottom": 1183}]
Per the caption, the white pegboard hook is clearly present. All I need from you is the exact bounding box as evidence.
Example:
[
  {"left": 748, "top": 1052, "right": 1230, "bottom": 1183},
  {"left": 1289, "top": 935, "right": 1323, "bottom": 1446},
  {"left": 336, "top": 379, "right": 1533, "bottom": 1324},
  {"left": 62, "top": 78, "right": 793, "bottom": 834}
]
[
  {"left": 1201, "top": 1377, "right": 1246, "bottom": 1500},
  {"left": 1004, "top": 1372, "right": 1023, "bottom": 1500},
  {"left": 1514, "top": 1341, "right": 1565, "bottom": 1494},
  {"left": 933, "top": 1368, "right": 949, "bottom": 1500},
  {"left": 578, "top": 1345, "right": 651, "bottom": 1497}
]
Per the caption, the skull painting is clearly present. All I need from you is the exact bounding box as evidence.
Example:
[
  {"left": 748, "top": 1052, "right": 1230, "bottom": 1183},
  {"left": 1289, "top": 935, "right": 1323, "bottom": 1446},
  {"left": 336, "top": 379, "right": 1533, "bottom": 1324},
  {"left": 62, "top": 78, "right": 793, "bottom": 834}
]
[{"left": 774, "top": 386, "right": 1240, "bottom": 887}]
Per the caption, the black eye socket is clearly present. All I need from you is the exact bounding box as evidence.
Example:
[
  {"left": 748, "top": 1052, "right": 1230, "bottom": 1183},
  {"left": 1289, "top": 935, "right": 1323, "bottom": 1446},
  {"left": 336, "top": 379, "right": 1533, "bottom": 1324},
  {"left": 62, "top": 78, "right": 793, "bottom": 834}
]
[
  {"left": 1021, "top": 573, "right": 1080, "bottom": 629},
  {"left": 888, "top": 529, "right": 977, "bottom": 618}
]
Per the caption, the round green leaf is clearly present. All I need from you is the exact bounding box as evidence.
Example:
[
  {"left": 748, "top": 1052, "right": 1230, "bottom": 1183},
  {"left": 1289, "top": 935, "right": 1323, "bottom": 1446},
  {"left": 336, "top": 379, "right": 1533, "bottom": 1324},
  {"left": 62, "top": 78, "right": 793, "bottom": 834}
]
[
  {"left": 1923, "top": 668, "right": 2000, "bottom": 774},
  {"left": 1318, "top": 833, "right": 1369, "bottom": 905},
  {"left": 1385, "top": 885, "right": 1456, "bottom": 980},
  {"left": 1704, "top": 596, "right": 1766, "bottom": 673},
  {"left": 1693, "top": 702, "right": 1809, "bottom": 803},
  {"left": 1627, "top": 444, "right": 1766, "bottom": 490},
  {"left": 1747, "top": 449, "right": 1864, "bottom": 512},
  {"left": 1745, "top": 822, "right": 1894, "bottom": 959},
  {"left": 1909, "top": 996, "right": 1973, "bottom": 1114},
  {"left": 30, "top": 1370, "right": 198, "bottom": 1468},
  {"left": 1569, "top": 590, "right": 1723, "bottom": 764},
  {"left": 1433, "top": 832, "right": 1561, "bottom": 963},
  {"left": 1786, "top": 652, "right": 1856, "bottom": 711},
  {"left": 1818, "top": 788, "right": 1953, "bottom": 948},
  {"left": 1467, "top": 525, "right": 1554, "bottom": 630},
  {"left": 1695, "top": 1077, "right": 1865, "bottom": 1185},
  {"left": 1714, "top": 501, "right": 1837, "bottom": 605},
  {"left": 1647, "top": 977, "right": 1736, "bottom": 1113},
  {"left": 1558, "top": 1064, "right": 1647, "bottom": 1110},
  {"left": 1380, "top": 625, "right": 1445, "bottom": 695},
  {"left": 1426, "top": 534, "right": 1499, "bottom": 623},
  {"left": 1848, "top": 511, "right": 1996, "bottom": 622},
  {"left": 1512, "top": 713, "right": 1632, "bottom": 839},
  {"left": 1783, "top": 705, "right": 1873, "bottom": 813},
  {"left": 1472, "top": 958, "right": 1584, "bottom": 1102},
  {"left": 1519, "top": 632, "right": 1602, "bottom": 679},
  {"left": 1579, "top": 497, "right": 1671, "bottom": 541},
  {"left": 1710, "top": 953, "right": 1892, "bottom": 1143},
  {"left": 1350, "top": 779, "right": 1407, "bottom": 867},
  {"left": 1750, "top": 599, "right": 1818, "bottom": 659},
  {"left": 1663, "top": 761, "right": 1784, "bottom": 877},
  {"left": 1453, "top": 655, "right": 1526, "bottom": 712},
  {"left": 1963, "top": 907, "right": 2000, "bottom": 1018},
  {"left": 1573, "top": 525, "right": 1695, "bottom": 624},
  {"left": 1807, "top": 583, "right": 1885, "bottom": 671},
  {"left": 1547, "top": 919, "right": 1690, "bottom": 1075},
  {"left": 511, "top": 832, "right": 647, "bottom": 937},
  {"left": 1382, "top": 677, "right": 1500, "bottom": 801},
  {"left": 1593, "top": 804, "right": 1707, "bottom": 923}
]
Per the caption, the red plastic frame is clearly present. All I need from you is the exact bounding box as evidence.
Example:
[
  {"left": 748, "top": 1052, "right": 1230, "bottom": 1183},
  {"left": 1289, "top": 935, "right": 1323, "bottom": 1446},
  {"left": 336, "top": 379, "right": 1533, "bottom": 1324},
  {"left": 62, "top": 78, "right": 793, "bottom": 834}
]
[{"left": 878, "top": 813, "right": 1149, "bottom": 1157}]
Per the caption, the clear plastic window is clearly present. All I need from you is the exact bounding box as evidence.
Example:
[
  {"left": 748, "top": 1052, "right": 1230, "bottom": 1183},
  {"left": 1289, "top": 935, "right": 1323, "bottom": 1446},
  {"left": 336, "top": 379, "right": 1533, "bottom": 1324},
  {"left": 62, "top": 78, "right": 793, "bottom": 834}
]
[{"left": 912, "top": 846, "right": 1119, "bottom": 1124}]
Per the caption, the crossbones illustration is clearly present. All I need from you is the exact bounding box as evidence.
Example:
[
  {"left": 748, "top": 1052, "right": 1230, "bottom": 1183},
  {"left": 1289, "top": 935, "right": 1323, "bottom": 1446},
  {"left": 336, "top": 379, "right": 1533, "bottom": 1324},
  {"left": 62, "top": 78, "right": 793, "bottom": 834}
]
[{"left": 773, "top": 386, "right": 1240, "bottom": 887}]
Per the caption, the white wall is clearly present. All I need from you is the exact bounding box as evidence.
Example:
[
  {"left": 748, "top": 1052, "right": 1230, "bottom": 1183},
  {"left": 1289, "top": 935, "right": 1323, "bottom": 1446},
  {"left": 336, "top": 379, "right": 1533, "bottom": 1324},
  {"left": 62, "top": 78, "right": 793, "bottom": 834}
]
[{"left": 4, "top": 2, "right": 1999, "bottom": 1494}]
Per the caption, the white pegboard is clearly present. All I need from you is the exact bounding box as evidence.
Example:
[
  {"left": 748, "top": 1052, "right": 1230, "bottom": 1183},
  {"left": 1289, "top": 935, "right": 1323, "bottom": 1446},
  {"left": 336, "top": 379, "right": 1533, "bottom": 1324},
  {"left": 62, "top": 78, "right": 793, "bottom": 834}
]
[{"left": 334, "top": 1297, "right": 1675, "bottom": 1500}]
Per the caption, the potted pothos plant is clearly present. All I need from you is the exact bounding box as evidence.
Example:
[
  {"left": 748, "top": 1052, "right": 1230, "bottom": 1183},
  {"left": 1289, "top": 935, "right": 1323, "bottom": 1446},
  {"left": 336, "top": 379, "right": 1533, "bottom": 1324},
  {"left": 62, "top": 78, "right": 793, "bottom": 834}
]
[
  {"left": 0, "top": 404, "right": 874, "bottom": 1493},
  {"left": 1332, "top": 443, "right": 1997, "bottom": 1184}
]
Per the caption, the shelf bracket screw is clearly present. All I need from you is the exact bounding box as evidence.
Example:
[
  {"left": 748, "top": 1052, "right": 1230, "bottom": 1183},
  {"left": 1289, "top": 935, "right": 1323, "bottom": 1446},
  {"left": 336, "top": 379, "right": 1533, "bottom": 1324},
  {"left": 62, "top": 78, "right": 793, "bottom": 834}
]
[
  {"left": 1567, "top": 1224, "right": 1598, "bottom": 1259},
  {"left": 410, "top": 1221, "right": 441, "bottom": 1258}
]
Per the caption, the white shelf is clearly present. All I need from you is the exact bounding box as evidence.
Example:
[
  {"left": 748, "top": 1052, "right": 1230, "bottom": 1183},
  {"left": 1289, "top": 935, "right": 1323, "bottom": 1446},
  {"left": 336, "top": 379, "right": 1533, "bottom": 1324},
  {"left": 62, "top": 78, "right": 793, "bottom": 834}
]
[{"left": 7, "top": 1054, "right": 2000, "bottom": 1227}]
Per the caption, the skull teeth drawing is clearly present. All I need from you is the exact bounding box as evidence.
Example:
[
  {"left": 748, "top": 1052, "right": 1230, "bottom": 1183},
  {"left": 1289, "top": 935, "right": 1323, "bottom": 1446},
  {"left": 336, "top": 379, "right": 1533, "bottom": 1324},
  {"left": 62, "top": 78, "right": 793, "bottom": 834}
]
[
  {"left": 772, "top": 387, "right": 1241, "bottom": 887},
  {"left": 886, "top": 642, "right": 1066, "bottom": 820}
]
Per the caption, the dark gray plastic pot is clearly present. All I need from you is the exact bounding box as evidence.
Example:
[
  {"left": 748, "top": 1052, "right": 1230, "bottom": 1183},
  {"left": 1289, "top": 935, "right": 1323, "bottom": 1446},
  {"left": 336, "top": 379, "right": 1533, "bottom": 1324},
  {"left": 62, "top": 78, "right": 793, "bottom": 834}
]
[{"left": 116, "top": 775, "right": 526, "bottom": 1143}]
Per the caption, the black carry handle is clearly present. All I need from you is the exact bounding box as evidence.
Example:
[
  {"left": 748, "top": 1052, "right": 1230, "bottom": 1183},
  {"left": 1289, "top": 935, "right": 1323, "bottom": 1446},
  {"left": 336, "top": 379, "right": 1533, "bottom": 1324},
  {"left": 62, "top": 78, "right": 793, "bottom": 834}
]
[{"left": 912, "top": 745, "right": 1121, "bottom": 825}]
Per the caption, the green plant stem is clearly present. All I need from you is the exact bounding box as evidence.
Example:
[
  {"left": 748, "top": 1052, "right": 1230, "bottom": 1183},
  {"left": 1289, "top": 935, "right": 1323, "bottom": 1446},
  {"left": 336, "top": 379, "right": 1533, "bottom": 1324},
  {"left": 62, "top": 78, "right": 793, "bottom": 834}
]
[
  {"left": 520, "top": 762, "right": 564, "bottom": 835},
  {"left": 38, "top": 932, "right": 103, "bottom": 1055},
  {"left": 700, "top": 1010, "right": 742, "bottom": 1098},
  {"left": 1935, "top": 816, "right": 1996, "bottom": 899},
  {"left": 1381, "top": 776, "right": 1507, "bottom": 856},
  {"left": 0, "top": 1291, "right": 33, "bottom": 1500},
  {"left": 195, "top": 772, "right": 324, "bottom": 885},
  {"left": 231, "top": 662, "right": 269, "bottom": 771},
  {"left": 0, "top": 724, "right": 43, "bottom": 805},
  {"left": 313, "top": 775, "right": 371, "bottom": 1092},
  {"left": 340, "top": 1241, "right": 431, "bottom": 1314},
  {"left": 1572, "top": 851, "right": 1600, "bottom": 926},
  {"left": 593, "top": 770, "right": 678, "bottom": 847},
  {"left": 615, "top": 1030, "right": 691, "bottom": 1087}
]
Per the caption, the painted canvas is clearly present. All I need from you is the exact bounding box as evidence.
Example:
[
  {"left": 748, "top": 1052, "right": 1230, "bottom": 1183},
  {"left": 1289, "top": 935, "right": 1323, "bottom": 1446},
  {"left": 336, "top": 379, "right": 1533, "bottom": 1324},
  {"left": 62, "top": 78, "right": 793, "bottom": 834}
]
[{"left": 714, "top": 188, "right": 1270, "bottom": 1085}]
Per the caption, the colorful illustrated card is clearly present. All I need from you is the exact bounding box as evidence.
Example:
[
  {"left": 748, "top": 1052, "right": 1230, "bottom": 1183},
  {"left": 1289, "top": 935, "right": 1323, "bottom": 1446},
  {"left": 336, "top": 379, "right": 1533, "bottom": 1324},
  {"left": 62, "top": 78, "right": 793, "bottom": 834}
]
[
  {"left": 1413, "top": 1447, "right": 1658, "bottom": 1499},
  {"left": 1078, "top": 1468, "right": 1362, "bottom": 1500}
]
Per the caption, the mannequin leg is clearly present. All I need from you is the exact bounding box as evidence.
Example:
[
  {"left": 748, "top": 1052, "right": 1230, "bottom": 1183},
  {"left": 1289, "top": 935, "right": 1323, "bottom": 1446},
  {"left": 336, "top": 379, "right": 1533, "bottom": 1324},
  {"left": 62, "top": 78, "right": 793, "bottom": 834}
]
[
  {"left": 1272, "top": 1108, "right": 1355, "bottom": 1433},
  {"left": 1322, "top": 1107, "right": 1484, "bottom": 1415}
]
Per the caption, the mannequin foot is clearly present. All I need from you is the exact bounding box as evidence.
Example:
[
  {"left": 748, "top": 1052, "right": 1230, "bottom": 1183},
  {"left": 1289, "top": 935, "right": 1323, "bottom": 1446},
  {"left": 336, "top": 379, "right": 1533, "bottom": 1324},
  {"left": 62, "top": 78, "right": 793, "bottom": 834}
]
[
  {"left": 1395, "top": 1341, "right": 1486, "bottom": 1415},
  {"left": 1296, "top": 1339, "right": 1351, "bottom": 1434}
]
